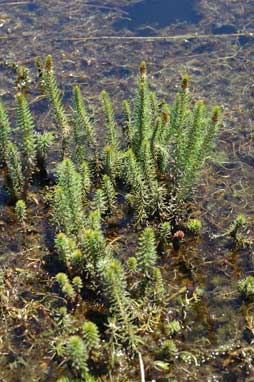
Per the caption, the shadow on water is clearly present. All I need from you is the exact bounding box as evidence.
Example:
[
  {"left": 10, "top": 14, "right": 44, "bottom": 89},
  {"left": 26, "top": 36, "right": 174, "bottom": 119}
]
[
  {"left": 26, "top": 2, "right": 40, "bottom": 12},
  {"left": 211, "top": 24, "right": 237, "bottom": 35},
  {"left": 114, "top": 0, "right": 201, "bottom": 35}
]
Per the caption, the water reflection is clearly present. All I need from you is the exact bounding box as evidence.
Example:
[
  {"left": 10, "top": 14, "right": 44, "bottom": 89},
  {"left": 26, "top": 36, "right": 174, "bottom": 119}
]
[{"left": 114, "top": 0, "right": 201, "bottom": 35}]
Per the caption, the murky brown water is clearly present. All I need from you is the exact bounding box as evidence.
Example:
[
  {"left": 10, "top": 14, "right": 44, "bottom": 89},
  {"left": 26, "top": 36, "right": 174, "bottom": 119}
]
[{"left": 1, "top": 1, "right": 254, "bottom": 381}]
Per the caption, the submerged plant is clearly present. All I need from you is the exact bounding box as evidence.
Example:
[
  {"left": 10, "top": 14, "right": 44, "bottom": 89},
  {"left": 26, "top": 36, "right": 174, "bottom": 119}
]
[
  {"left": 15, "top": 199, "right": 26, "bottom": 225},
  {"left": 161, "top": 339, "right": 178, "bottom": 358},
  {"left": 187, "top": 219, "right": 202, "bottom": 234},
  {"left": 228, "top": 215, "right": 246, "bottom": 237},
  {"left": 226, "top": 214, "right": 247, "bottom": 248},
  {"left": 164, "top": 320, "right": 181, "bottom": 336},
  {"left": 239, "top": 276, "right": 254, "bottom": 299}
]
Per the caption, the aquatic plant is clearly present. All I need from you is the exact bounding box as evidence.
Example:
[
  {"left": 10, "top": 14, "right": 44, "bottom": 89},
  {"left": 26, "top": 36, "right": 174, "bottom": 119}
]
[
  {"left": 98, "top": 256, "right": 139, "bottom": 351},
  {"left": 120, "top": 64, "right": 221, "bottom": 221},
  {"left": 15, "top": 199, "right": 26, "bottom": 225},
  {"left": 53, "top": 159, "right": 83, "bottom": 234},
  {"left": 101, "top": 174, "right": 117, "bottom": 214},
  {"left": 127, "top": 256, "right": 137, "bottom": 273},
  {"left": 82, "top": 321, "right": 100, "bottom": 352},
  {"left": 16, "top": 93, "right": 37, "bottom": 176},
  {"left": 15, "top": 64, "right": 31, "bottom": 91},
  {"left": 136, "top": 227, "right": 157, "bottom": 275},
  {"left": 187, "top": 219, "right": 202, "bottom": 234},
  {"left": 159, "top": 221, "right": 172, "bottom": 253},
  {"left": 0, "top": 101, "right": 11, "bottom": 165},
  {"left": 164, "top": 320, "right": 181, "bottom": 336},
  {"left": 62, "top": 282, "right": 76, "bottom": 301},
  {"left": 147, "top": 267, "right": 166, "bottom": 302},
  {"left": 161, "top": 339, "right": 178, "bottom": 358},
  {"left": 36, "top": 132, "right": 54, "bottom": 174},
  {"left": 238, "top": 276, "right": 254, "bottom": 299},
  {"left": 6, "top": 143, "right": 24, "bottom": 199},
  {"left": 72, "top": 276, "right": 83, "bottom": 294},
  {"left": 54, "top": 233, "right": 82, "bottom": 271},
  {"left": 56, "top": 272, "right": 76, "bottom": 301},
  {"left": 56, "top": 272, "right": 69, "bottom": 288},
  {"left": 101, "top": 90, "right": 119, "bottom": 150},
  {"left": 66, "top": 335, "right": 88, "bottom": 374},
  {"left": 80, "top": 161, "right": 91, "bottom": 202},
  {"left": 81, "top": 226, "right": 107, "bottom": 274},
  {"left": 42, "top": 55, "right": 70, "bottom": 156},
  {"left": 37, "top": 55, "right": 221, "bottom": 225},
  {"left": 219, "top": 214, "right": 250, "bottom": 249},
  {"left": 0, "top": 55, "right": 224, "bottom": 382},
  {"left": 228, "top": 214, "right": 247, "bottom": 248},
  {"left": 90, "top": 188, "right": 108, "bottom": 216},
  {"left": 72, "top": 85, "right": 97, "bottom": 162}
]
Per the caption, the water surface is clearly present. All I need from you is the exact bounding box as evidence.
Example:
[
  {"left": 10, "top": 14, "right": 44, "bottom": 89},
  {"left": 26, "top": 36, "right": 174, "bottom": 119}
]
[
  {"left": 115, "top": 0, "right": 201, "bottom": 35},
  {"left": 1, "top": 0, "right": 254, "bottom": 381}
]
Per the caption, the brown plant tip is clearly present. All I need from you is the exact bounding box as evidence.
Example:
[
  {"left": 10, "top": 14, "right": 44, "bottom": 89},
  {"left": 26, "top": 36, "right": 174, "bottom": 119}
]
[
  {"left": 181, "top": 75, "right": 189, "bottom": 91},
  {"left": 104, "top": 145, "right": 112, "bottom": 153},
  {"left": 173, "top": 230, "right": 185, "bottom": 240},
  {"left": 45, "top": 55, "right": 53, "bottom": 72},
  {"left": 140, "top": 61, "right": 147, "bottom": 78},
  {"left": 16, "top": 93, "right": 23, "bottom": 103},
  {"left": 212, "top": 108, "right": 220, "bottom": 123},
  {"left": 162, "top": 110, "right": 169, "bottom": 124}
]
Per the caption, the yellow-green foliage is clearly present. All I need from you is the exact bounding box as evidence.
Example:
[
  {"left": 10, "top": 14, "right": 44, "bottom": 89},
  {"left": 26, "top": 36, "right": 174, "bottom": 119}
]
[
  {"left": 0, "top": 101, "right": 11, "bottom": 165},
  {"left": 16, "top": 93, "right": 36, "bottom": 174},
  {"left": 15, "top": 199, "right": 26, "bottom": 225},
  {"left": 53, "top": 159, "right": 83, "bottom": 234},
  {"left": 43, "top": 55, "right": 70, "bottom": 156},
  {"left": 6, "top": 143, "right": 24, "bottom": 199},
  {"left": 0, "top": 57, "right": 221, "bottom": 223},
  {"left": 136, "top": 227, "right": 157, "bottom": 275}
]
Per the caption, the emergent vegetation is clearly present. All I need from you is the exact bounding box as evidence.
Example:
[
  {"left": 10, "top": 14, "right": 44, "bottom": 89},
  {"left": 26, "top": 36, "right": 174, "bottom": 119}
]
[
  {"left": 1, "top": 56, "right": 221, "bottom": 221},
  {"left": 0, "top": 55, "right": 222, "bottom": 381}
]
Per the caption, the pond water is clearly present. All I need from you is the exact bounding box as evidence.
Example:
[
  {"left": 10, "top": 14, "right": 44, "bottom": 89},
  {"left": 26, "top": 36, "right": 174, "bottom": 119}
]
[
  {"left": 114, "top": 0, "right": 201, "bottom": 35},
  {"left": 1, "top": 0, "right": 254, "bottom": 381}
]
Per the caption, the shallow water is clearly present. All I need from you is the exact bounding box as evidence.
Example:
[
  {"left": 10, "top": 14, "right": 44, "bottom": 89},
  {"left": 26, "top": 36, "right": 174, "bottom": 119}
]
[
  {"left": 114, "top": 0, "right": 201, "bottom": 35},
  {"left": 1, "top": 0, "right": 254, "bottom": 381}
]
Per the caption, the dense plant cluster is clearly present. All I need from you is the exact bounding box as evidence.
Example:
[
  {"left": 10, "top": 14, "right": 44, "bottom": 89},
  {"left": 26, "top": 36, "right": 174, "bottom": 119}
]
[
  {"left": 1, "top": 56, "right": 221, "bottom": 216},
  {"left": 0, "top": 56, "right": 222, "bottom": 381}
]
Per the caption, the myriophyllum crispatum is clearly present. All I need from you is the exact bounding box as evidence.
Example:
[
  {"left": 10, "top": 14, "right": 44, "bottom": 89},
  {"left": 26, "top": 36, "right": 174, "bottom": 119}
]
[{"left": 0, "top": 101, "right": 11, "bottom": 165}]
